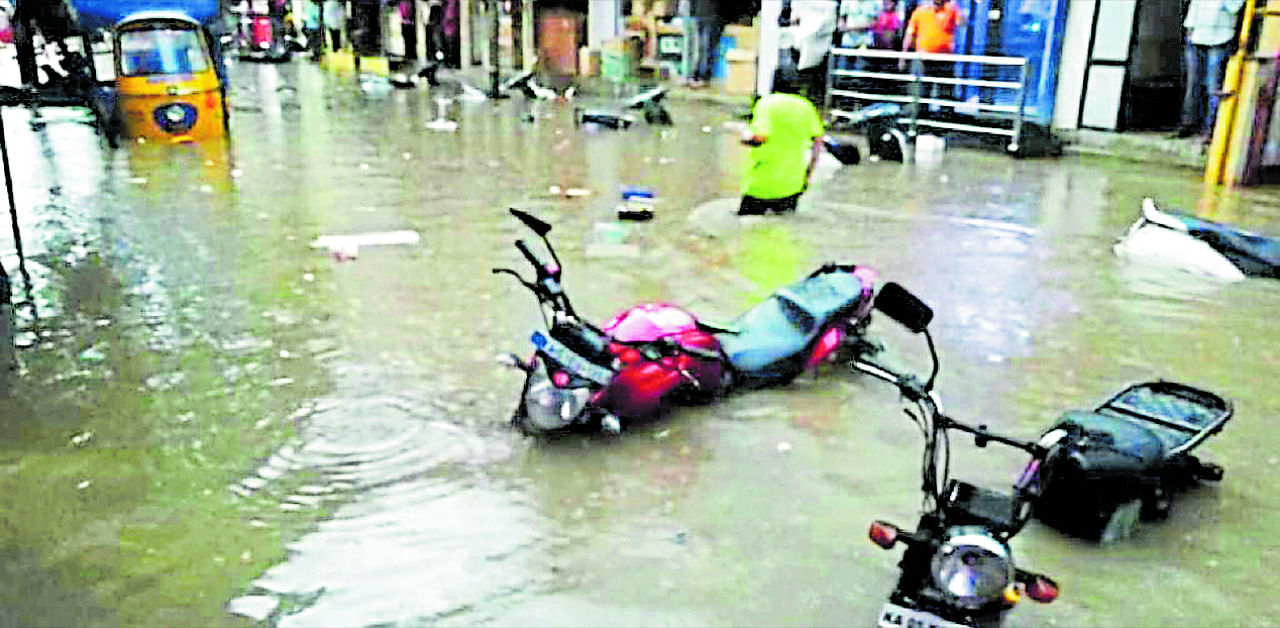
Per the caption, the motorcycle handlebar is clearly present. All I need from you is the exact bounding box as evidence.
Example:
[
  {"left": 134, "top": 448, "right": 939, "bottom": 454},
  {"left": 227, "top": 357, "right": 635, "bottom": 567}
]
[
  {"left": 514, "top": 239, "right": 546, "bottom": 276},
  {"left": 854, "top": 358, "right": 1042, "bottom": 455},
  {"left": 854, "top": 359, "right": 930, "bottom": 402}
]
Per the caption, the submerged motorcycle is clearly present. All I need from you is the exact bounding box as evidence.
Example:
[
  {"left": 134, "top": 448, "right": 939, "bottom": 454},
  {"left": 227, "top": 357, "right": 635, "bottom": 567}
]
[
  {"left": 494, "top": 208, "right": 879, "bottom": 434},
  {"left": 853, "top": 283, "right": 1059, "bottom": 628},
  {"left": 1023, "top": 380, "right": 1232, "bottom": 542},
  {"left": 1115, "top": 197, "right": 1280, "bottom": 281}
]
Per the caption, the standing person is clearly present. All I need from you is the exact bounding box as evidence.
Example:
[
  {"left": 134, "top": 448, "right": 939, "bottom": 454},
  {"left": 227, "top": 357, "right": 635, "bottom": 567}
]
[
  {"left": 790, "top": 0, "right": 839, "bottom": 105},
  {"left": 902, "top": 0, "right": 963, "bottom": 55},
  {"left": 737, "top": 75, "right": 826, "bottom": 216},
  {"left": 678, "top": 0, "right": 701, "bottom": 85},
  {"left": 867, "top": 0, "right": 902, "bottom": 92},
  {"left": 399, "top": 0, "right": 417, "bottom": 61},
  {"left": 269, "top": 0, "right": 289, "bottom": 47},
  {"left": 871, "top": 0, "right": 902, "bottom": 50},
  {"left": 689, "top": 0, "right": 726, "bottom": 87},
  {"left": 302, "top": 0, "right": 324, "bottom": 59},
  {"left": 1175, "top": 0, "right": 1245, "bottom": 139},
  {"left": 901, "top": 0, "right": 964, "bottom": 100},
  {"left": 442, "top": 0, "right": 460, "bottom": 67},
  {"left": 837, "top": 0, "right": 879, "bottom": 95},
  {"left": 838, "top": 0, "right": 880, "bottom": 62},
  {"left": 424, "top": 0, "right": 444, "bottom": 63},
  {"left": 324, "top": 0, "right": 345, "bottom": 50}
]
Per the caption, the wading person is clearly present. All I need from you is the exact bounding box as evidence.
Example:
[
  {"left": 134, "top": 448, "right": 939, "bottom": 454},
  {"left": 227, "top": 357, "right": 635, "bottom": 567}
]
[{"left": 738, "top": 75, "right": 826, "bottom": 216}]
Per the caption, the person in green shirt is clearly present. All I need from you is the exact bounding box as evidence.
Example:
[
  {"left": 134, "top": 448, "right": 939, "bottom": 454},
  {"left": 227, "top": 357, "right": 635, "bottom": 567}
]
[{"left": 738, "top": 76, "right": 826, "bottom": 215}]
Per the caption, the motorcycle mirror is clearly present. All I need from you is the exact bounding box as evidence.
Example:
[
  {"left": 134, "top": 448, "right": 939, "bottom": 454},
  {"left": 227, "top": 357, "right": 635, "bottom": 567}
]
[
  {"left": 874, "top": 282, "right": 933, "bottom": 334},
  {"left": 510, "top": 208, "right": 552, "bottom": 237},
  {"left": 495, "top": 353, "right": 530, "bottom": 372}
]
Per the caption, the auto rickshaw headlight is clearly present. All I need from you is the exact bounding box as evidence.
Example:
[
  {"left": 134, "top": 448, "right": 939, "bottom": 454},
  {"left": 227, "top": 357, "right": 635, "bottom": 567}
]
[{"left": 153, "top": 103, "right": 197, "bottom": 134}]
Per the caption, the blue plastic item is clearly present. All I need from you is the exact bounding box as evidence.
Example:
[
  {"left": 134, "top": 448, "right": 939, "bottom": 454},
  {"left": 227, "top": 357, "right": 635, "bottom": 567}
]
[
  {"left": 620, "top": 185, "right": 654, "bottom": 201},
  {"left": 69, "top": 0, "right": 223, "bottom": 31}
]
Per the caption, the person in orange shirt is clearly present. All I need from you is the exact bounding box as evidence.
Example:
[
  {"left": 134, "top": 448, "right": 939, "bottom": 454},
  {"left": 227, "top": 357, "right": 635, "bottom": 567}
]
[
  {"left": 904, "top": 0, "right": 964, "bottom": 54},
  {"left": 901, "top": 0, "right": 965, "bottom": 103}
]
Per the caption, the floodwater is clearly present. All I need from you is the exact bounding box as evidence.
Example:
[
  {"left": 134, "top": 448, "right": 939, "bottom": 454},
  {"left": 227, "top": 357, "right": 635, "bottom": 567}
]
[{"left": 1, "top": 57, "right": 1279, "bottom": 627}]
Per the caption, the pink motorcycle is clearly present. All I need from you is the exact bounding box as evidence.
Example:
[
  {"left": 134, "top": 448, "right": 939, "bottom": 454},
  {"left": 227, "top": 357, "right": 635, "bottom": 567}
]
[{"left": 494, "top": 209, "right": 880, "bottom": 434}]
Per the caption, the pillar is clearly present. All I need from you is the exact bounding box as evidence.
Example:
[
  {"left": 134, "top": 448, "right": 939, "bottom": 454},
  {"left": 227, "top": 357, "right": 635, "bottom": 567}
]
[
  {"left": 756, "top": 0, "right": 781, "bottom": 96},
  {"left": 460, "top": 0, "right": 471, "bottom": 67},
  {"left": 587, "top": 0, "right": 621, "bottom": 49}
]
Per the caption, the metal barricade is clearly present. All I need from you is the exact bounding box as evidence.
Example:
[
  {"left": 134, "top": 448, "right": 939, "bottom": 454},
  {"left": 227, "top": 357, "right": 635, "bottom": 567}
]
[{"left": 825, "top": 48, "right": 1031, "bottom": 154}]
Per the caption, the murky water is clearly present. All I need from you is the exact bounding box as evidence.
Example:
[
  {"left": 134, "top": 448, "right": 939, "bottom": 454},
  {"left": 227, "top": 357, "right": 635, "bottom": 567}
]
[{"left": 2, "top": 56, "right": 1279, "bottom": 627}]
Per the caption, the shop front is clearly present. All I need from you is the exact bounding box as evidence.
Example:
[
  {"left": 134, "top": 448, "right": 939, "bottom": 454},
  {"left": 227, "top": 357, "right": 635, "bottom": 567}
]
[
  {"left": 946, "top": 0, "right": 1071, "bottom": 124},
  {"left": 1052, "top": 0, "right": 1187, "bottom": 132}
]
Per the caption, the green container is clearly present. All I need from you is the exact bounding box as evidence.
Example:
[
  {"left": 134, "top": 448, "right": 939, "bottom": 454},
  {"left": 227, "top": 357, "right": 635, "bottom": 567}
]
[{"left": 602, "top": 50, "right": 631, "bottom": 82}]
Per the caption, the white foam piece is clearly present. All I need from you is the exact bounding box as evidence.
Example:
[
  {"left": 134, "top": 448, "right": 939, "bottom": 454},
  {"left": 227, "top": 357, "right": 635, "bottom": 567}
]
[{"left": 309, "top": 231, "right": 422, "bottom": 250}]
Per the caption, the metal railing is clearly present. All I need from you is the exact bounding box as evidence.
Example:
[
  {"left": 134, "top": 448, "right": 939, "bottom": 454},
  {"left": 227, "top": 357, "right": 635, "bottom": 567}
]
[{"left": 825, "top": 47, "right": 1031, "bottom": 154}]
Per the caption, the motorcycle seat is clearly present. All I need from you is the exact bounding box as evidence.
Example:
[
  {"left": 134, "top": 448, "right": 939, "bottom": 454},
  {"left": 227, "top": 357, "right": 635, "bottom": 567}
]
[
  {"left": 716, "top": 295, "right": 814, "bottom": 377},
  {"left": 1172, "top": 211, "right": 1280, "bottom": 277},
  {"left": 716, "top": 271, "right": 866, "bottom": 379},
  {"left": 1052, "top": 411, "right": 1167, "bottom": 474}
]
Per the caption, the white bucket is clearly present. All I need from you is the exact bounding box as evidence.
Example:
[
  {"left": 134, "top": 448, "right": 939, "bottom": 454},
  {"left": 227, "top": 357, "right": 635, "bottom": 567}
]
[{"left": 915, "top": 134, "right": 946, "bottom": 165}]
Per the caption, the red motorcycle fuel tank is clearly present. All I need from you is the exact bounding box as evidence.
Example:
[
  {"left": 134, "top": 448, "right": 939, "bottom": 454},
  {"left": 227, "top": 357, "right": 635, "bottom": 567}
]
[{"left": 597, "top": 303, "right": 724, "bottom": 419}]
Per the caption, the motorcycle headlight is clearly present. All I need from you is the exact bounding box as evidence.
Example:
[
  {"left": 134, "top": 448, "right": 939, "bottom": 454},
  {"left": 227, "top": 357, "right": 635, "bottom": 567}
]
[
  {"left": 930, "top": 526, "right": 1015, "bottom": 609},
  {"left": 523, "top": 368, "right": 592, "bottom": 431}
]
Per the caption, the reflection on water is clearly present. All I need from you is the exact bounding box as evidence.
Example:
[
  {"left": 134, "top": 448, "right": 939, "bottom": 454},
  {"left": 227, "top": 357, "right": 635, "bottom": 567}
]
[
  {"left": 228, "top": 385, "right": 537, "bottom": 626},
  {"left": 4, "top": 55, "right": 1280, "bottom": 627}
]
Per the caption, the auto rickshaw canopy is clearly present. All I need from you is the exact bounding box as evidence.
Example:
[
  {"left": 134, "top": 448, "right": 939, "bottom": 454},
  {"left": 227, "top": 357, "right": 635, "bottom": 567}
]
[{"left": 67, "top": 0, "right": 222, "bottom": 32}]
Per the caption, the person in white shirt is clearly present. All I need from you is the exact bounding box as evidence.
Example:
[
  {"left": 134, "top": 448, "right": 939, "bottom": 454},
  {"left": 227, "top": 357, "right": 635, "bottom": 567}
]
[
  {"left": 1175, "top": 0, "right": 1245, "bottom": 139},
  {"left": 323, "top": 0, "right": 345, "bottom": 51}
]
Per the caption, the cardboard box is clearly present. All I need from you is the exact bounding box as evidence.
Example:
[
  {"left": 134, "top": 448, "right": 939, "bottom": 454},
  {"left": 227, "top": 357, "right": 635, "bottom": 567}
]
[
  {"left": 579, "top": 47, "right": 600, "bottom": 77},
  {"left": 724, "top": 22, "right": 760, "bottom": 51},
  {"left": 631, "top": 0, "right": 671, "bottom": 16},
  {"left": 725, "top": 47, "right": 756, "bottom": 95}
]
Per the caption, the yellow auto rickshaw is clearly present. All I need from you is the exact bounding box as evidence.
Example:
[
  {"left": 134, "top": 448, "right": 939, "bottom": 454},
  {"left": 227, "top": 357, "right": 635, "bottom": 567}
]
[{"left": 111, "top": 11, "right": 226, "bottom": 143}]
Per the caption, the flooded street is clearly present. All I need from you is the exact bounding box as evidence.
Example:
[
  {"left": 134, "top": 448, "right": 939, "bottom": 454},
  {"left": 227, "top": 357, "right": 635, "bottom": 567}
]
[{"left": 2, "top": 57, "right": 1279, "bottom": 627}]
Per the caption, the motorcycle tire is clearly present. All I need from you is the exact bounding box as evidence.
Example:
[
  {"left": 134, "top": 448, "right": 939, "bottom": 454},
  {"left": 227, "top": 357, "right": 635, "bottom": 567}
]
[{"left": 1097, "top": 498, "right": 1142, "bottom": 543}]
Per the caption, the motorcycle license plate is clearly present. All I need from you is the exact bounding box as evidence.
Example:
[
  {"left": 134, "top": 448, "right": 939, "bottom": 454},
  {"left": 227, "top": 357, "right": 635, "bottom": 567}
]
[
  {"left": 878, "top": 603, "right": 970, "bottom": 628},
  {"left": 530, "top": 331, "right": 614, "bottom": 386}
]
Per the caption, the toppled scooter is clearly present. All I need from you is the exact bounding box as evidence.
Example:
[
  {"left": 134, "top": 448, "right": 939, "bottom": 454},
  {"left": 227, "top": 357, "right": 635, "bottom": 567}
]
[
  {"left": 574, "top": 87, "right": 672, "bottom": 129},
  {"left": 494, "top": 208, "right": 879, "bottom": 435},
  {"left": 1115, "top": 197, "right": 1280, "bottom": 281}
]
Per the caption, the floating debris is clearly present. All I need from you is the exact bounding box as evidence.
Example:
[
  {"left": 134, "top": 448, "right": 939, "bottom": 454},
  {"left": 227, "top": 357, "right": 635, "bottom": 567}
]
[
  {"left": 227, "top": 595, "right": 279, "bottom": 621},
  {"left": 309, "top": 230, "right": 422, "bottom": 260},
  {"left": 79, "top": 347, "right": 105, "bottom": 363}
]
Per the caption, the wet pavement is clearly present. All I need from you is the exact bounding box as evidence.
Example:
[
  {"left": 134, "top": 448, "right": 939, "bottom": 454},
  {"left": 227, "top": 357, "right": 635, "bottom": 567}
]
[{"left": 1, "top": 56, "right": 1279, "bottom": 627}]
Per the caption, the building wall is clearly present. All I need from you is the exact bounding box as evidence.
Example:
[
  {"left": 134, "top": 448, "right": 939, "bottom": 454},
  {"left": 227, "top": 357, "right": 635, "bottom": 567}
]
[{"left": 1053, "top": 0, "right": 1096, "bottom": 130}]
